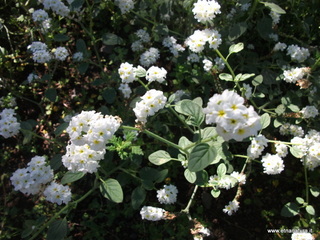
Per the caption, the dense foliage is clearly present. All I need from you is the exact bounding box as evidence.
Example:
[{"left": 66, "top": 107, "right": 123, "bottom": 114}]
[{"left": 1, "top": 0, "right": 320, "bottom": 239}]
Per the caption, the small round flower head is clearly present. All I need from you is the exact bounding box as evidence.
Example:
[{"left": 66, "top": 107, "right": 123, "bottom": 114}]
[
  {"left": 131, "top": 40, "right": 144, "bottom": 52},
  {"left": 54, "top": 47, "right": 69, "bottom": 61},
  {"left": 223, "top": 200, "right": 240, "bottom": 216},
  {"left": 188, "top": 53, "right": 200, "bottom": 62},
  {"left": 32, "top": 9, "right": 49, "bottom": 22},
  {"left": 269, "top": 33, "right": 279, "bottom": 42},
  {"left": 270, "top": 11, "right": 281, "bottom": 26},
  {"left": 28, "top": 41, "right": 48, "bottom": 53},
  {"left": 118, "top": 83, "right": 132, "bottom": 98},
  {"left": 140, "top": 206, "right": 165, "bottom": 221},
  {"left": 230, "top": 171, "right": 246, "bottom": 185},
  {"left": 208, "top": 29, "right": 222, "bottom": 49},
  {"left": 43, "top": 181, "right": 72, "bottom": 205},
  {"left": 115, "top": 0, "right": 134, "bottom": 14},
  {"left": 27, "top": 73, "right": 39, "bottom": 83},
  {"left": 185, "top": 29, "right": 211, "bottom": 53},
  {"left": 43, "top": 0, "right": 70, "bottom": 17},
  {"left": 162, "top": 36, "right": 185, "bottom": 57},
  {"left": 0, "top": 108, "right": 20, "bottom": 138},
  {"left": 286, "top": 44, "right": 310, "bottom": 63},
  {"left": 247, "top": 134, "right": 268, "bottom": 159},
  {"left": 283, "top": 67, "right": 305, "bottom": 83},
  {"left": 280, "top": 123, "right": 304, "bottom": 137},
  {"left": 133, "top": 89, "right": 167, "bottom": 124},
  {"left": 32, "top": 50, "right": 52, "bottom": 63},
  {"left": 140, "top": 48, "right": 160, "bottom": 67},
  {"left": 135, "top": 29, "right": 151, "bottom": 43},
  {"left": 273, "top": 42, "right": 287, "bottom": 51},
  {"left": 214, "top": 57, "right": 225, "bottom": 71},
  {"left": 300, "top": 106, "right": 318, "bottom": 118},
  {"left": 291, "top": 232, "right": 314, "bottom": 240},
  {"left": 118, "top": 62, "right": 137, "bottom": 83},
  {"left": 157, "top": 184, "right": 178, "bottom": 204},
  {"left": 242, "top": 83, "right": 252, "bottom": 99},
  {"left": 203, "top": 59, "right": 213, "bottom": 72},
  {"left": 240, "top": 3, "right": 251, "bottom": 11},
  {"left": 275, "top": 142, "right": 288, "bottom": 157},
  {"left": 192, "top": 0, "right": 221, "bottom": 23},
  {"left": 146, "top": 66, "right": 167, "bottom": 83},
  {"left": 261, "top": 153, "right": 285, "bottom": 175},
  {"left": 72, "top": 52, "right": 83, "bottom": 62}
]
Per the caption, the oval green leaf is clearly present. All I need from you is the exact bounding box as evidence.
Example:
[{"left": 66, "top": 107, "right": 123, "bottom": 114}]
[
  {"left": 188, "top": 143, "right": 217, "bottom": 172},
  {"left": 100, "top": 178, "right": 123, "bottom": 203},
  {"left": 148, "top": 150, "right": 172, "bottom": 165},
  {"left": 61, "top": 171, "right": 85, "bottom": 184}
]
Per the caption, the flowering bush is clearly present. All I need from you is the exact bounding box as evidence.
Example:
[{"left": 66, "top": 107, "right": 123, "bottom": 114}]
[{"left": 1, "top": 0, "right": 320, "bottom": 239}]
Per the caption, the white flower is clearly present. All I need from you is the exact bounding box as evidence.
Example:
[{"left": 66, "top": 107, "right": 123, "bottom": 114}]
[
  {"left": 300, "top": 106, "right": 318, "bottom": 118},
  {"left": 140, "top": 48, "right": 160, "bottom": 67},
  {"left": 0, "top": 108, "right": 20, "bottom": 138},
  {"left": 192, "top": 0, "right": 221, "bottom": 23},
  {"left": 115, "top": 0, "right": 134, "bottom": 14},
  {"left": 157, "top": 184, "right": 178, "bottom": 204},
  {"left": 162, "top": 36, "right": 185, "bottom": 57},
  {"left": 135, "top": 29, "right": 150, "bottom": 43},
  {"left": 118, "top": 62, "right": 137, "bottom": 83},
  {"left": 131, "top": 40, "right": 144, "bottom": 52},
  {"left": 203, "top": 59, "right": 213, "bottom": 72},
  {"left": 247, "top": 134, "right": 268, "bottom": 159},
  {"left": 118, "top": 83, "right": 132, "bottom": 98},
  {"left": 54, "top": 47, "right": 69, "bottom": 61},
  {"left": 73, "top": 52, "right": 83, "bottom": 62},
  {"left": 270, "top": 11, "right": 281, "bottom": 26},
  {"left": 43, "top": 181, "right": 72, "bottom": 205},
  {"left": 188, "top": 53, "right": 200, "bottom": 62},
  {"left": 230, "top": 171, "right": 246, "bottom": 185},
  {"left": 32, "top": 50, "right": 52, "bottom": 63},
  {"left": 185, "top": 29, "right": 221, "bottom": 53},
  {"left": 28, "top": 41, "right": 48, "bottom": 53},
  {"left": 133, "top": 89, "right": 167, "bottom": 124},
  {"left": 291, "top": 232, "right": 314, "bottom": 240},
  {"left": 32, "top": 9, "right": 49, "bottom": 22},
  {"left": 243, "top": 83, "right": 252, "bottom": 99},
  {"left": 283, "top": 67, "right": 305, "bottom": 83},
  {"left": 140, "top": 206, "right": 165, "bottom": 221},
  {"left": 43, "top": 0, "right": 70, "bottom": 17},
  {"left": 223, "top": 200, "right": 240, "bottom": 215},
  {"left": 27, "top": 73, "right": 39, "bottom": 83},
  {"left": 275, "top": 142, "right": 288, "bottom": 157},
  {"left": 269, "top": 33, "right": 279, "bottom": 42},
  {"left": 273, "top": 42, "right": 287, "bottom": 51},
  {"left": 287, "top": 44, "right": 310, "bottom": 63},
  {"left": 214, "top": 57, "right": 225, "bottom": 71},
  {"left": 261, "top": 153, "right": 285, "bottom": 175},
  {"left": 280, "top": 123, "right": 304, "bottom": 137},
  {"left": 146, "top": 66, "right": 167, "bottom": 83}
]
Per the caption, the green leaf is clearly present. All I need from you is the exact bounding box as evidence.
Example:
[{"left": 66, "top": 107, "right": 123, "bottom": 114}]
[
  {"left": 275, "top": 104, "right": 286, "bottom": 115},
  {"left": 71, "top": 0, "right": 84, "bottom": 10},
  {"left": 281, "top": 202, "right": 299, "bottom": 217},
  {"left": 102, "top": 88, "right": 116, "bottom": 104},
  {"left": 310, "top": 186, "right": 320, "bottom": 197},
  {"left": 180, "top": 100, "right": 205, "bottom": 126},
  {"left": 219, "top": 73, "right": 233, "bottom": 81},
  {"left": 261, "top": 2, "right": 286, "bottom": 14},
  {"left": 184, "top": 169, "right": 197, "bottom": 183},
  {"left": 54, "top": 122, "right": 68, "bottom": 136},
  {"left": 290, "top": 146, "right": 304, "bottom": 158},
  {"left": 211, "top": 189, "right": 221, "bottom": 198},
  {"left": 45, "top": 88, "right": 57, "bottom": 102},
  {"left": 252, "top": 75, "right": 263, "bottom": 86},
  {"left": 188, "top": 143, "right": 217, "bottom": 172},
  {"left": 134, "top": 66, "right": 146, "bottom": 78},
  {"left": 61, "top": 171, "right": 85, "bottom": 184},
  {"left": 148, "top": 150, "right": 172, "bottom": 165},
  {"left": 50, "top": 154, "right": 62, "bottom": 171},
  {"left": 54, "top": 34, "right": 69, "bottom": 42},
  {"left": 296, "top": 197, "right": 305, "bottom": 205},
  {"left": 239, "top": 73, "right": 255, "bottom": 81},
  {"left": 260, "top": 113, "right": 271, "bottom": 129},
  {"left": 77, "top": 62, "right": 89, "bottom": 74},
  {"left": 217, "top": 163, "right": 227, "bottom": 177},
  {"left": 228, "top": 22, "right": 247, "bottom": 41},
  {"left": 131, "top": 186, "right": 146, "bottom": 209},
  {"left": 288, "top": 104, "right": 300, "bottom": 112},
  {"left": 201, "top": 127, "right": 218, "bottom": 140},
  {"left": 257, "top": 17, "right": 273, "bottom": 39},
  {"left": 139, "top": 167, "right": 168, "bottom": 183},
  {"left": 194, "top": 170, "right": 208, "bottom": 186},
  {"left": 47, "top": 218, "right": 68, "bottom": 240},
  {"left": 229, "top": 42, "right": 244, "bottom": 54},
  {"left": 100, "top": 178, "right": 123, "bottom": 203},
  {"left": 306, "top": 205, "right": 315, "bottom": 215},
  {"left": 76, "top": 39, "right": 88, "bottom": 56},
  {"left": 102, "top": 33, "right": 124, "bottom": 45},
  {"left": 178, "top": 136, "right": 193, "bottom": 153}
]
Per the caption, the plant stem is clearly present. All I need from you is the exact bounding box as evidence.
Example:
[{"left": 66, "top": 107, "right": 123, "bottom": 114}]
[
  {"left": 215, "top": 49, "right": 236, "bottom": 79},
  {"left": 303, "top": 157, "right": 309, "bottom": 204},
  {"left": 168, "top": 106, "right": 194, "bottom": 134},
  {"left": 181, "top": 185, "right": 198, "bottom": 220}
]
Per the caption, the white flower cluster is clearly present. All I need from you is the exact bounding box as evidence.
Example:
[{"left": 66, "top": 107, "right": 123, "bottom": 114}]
[
  {"left": 275, "top": 142, "right": 288, "bottom": 158},
  {"left": 203, "top": 59, "right": 213, "bottom": 72},
  {"left": 115, "top": 0, "right": 134, "bottom": 14},
  {"left": 32, "top": 9, "right": 49, "bottom": 22},
  {"left": 223, "top": 200, "right": 240, "bottom": 216},
  {"left": 28, "top": 41, "right": 52, "bottom": 63},
  {"left": 0, "top": 108, "right": 20, "bottom": 138},
  {"left": 230, "top": 171, "right": 246, "bottom": 185},
  {"left": 72, "top": 52, "right": 84, "bottom": 62},
  {"left": 146, "top": 66, "right": 167, "bottom": 83},
  {"left": 62, "top": 111, "right": 121, "bottom": 173},
  {"left": 162, "top": 36, "right": 185, "bottom": 57},
  {"left": 140, "top": 206, "right": 165, "bottom": 221},
  {"left": 291, "top": 130, "right": 320, "bottom": 170},
  {"left": 203, "top": 89, "right": 262, "bottom": 141},
  {"left": 157, "top": 184, "right": 178, "bottom": 204},
  {"left": 192, "top": 0, "right": 221, "bottom": 23},
  {"left": 54, "top": 46, "right": 69, "bottom": 61},
  {"left": 185, "top": 29, "right": 222, "bottom": 53},
  {"left": 247, "top": 134, "right": 268, "bottom": 159},
  {"left": 118, "top": 83, "right": 132, "bottom": 98},
  {"left": 279, "top": 123, "right": 304, "bottom": 137},
  {"left": 43, "top": 181, "right": 72, "bottom": 205},
  {"left": 283, "top": 67, "right": 309, "bottom": 84},
  {"left": 291, "top": 232, "right": 314, "bottom": 240},
  {"left": 10, "top": 156, "right": 54, "bottom": 195},
  {"left": 208, "top": 174, "right": 237, "bottom": 190},
  {"left": 261, "top": 153, "right": 285, "bottom": 175},
  {"left": 188, "top": 53, "right": 200, "bottom": 63},
  {"left": 243, "top": 83, "right": 252, "bottom": 99},
  {"left": 27, "top": 73, "right": 39, "bottom": 83},
  {"left": 273, "top": 42, "right": 287, "bottom": 51},
  {"left": 270, "top": 11, "right": 281, "bottom": 26},
  {"left": 42, "top": 0, "right": 70, "bottom": 17},
  {"left": 133, "top": 89, "right": 167, "bottom": 124},
  {"left": 140, "top": 47, "right": 160, "bottom": 67},
  {"left": 300, "top": 105, "right": 319, "bottom": 118},
  {"left": 214, "top": 57, "right": 225, "bottom": 71},
  {"left": 131, "top": 29, "right": 151, "bottom": 52},
  {"left": 286, "top": 44, "right": 310, "bottom": 63},
  {"left": 118, "top": 62, "right": 137, "bottom": 83}
]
